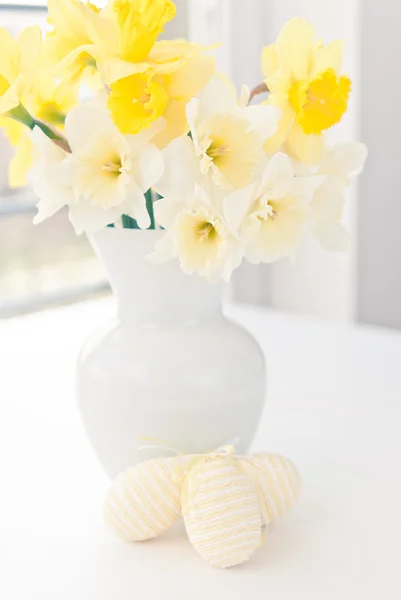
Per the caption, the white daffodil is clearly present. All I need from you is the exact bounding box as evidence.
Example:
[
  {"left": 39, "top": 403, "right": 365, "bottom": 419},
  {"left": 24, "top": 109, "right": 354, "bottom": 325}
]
[
  {"left": 308, "top": 142, "right": 368, "bottom": 251},
  {"left": 31, "top": 103, "right": 165, "bottom": 234},
  {"left": 187, "top": 74, "right": 280, "bottom": 190},
  {"left": 31, "top": 127, "right": 77, "bottom": 224},
  {"left": 65, "top": 104, "right": 165, "bottom": 233},
  {"left": 223, "top": 152, "right": 324, "bottom": 263},
  {"left": 149, "top": 152, "right": 245, "bottom": 281}
]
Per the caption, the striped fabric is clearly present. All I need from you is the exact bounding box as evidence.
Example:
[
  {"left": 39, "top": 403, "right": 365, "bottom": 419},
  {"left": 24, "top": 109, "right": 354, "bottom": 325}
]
[
  {"left": 239, "top": 453, "right": 303, "bottom": 524},
  {"left": 182, "top": 457, "right": 263, "bottom": 569},
  {"left": 104, "top": 457, "right": 183, "bottom": 542},
  {"left": 104, "top": 450, "right": 303, "bottom": 568}
]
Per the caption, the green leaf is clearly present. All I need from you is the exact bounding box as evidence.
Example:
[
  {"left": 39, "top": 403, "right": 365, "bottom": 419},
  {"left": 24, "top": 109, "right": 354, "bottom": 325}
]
[{"left": 122, "top": 215, "right": 139, "bottom": 229}]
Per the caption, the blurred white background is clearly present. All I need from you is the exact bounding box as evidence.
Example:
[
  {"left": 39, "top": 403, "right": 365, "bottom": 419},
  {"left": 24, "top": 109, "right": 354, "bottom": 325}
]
[{"left": 0, "top": 0, "right": 399, "bottom": 330}]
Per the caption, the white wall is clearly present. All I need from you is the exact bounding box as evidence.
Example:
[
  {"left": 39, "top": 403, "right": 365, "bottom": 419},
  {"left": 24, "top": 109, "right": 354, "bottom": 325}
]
[{"left": 357, "top": 0, "right": 401, "bottom": 329}]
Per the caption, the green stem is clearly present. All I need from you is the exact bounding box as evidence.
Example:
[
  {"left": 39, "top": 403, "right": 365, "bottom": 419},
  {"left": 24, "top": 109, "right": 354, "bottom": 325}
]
[
  {"left": 145, "top": 188, "right": 155, "bottom": 229},
  {"left": 7, "top": 104, "right": 35, "bottom": 129},
  {"left": 7, "top": 104, "right": 70, "bottom": 152}
]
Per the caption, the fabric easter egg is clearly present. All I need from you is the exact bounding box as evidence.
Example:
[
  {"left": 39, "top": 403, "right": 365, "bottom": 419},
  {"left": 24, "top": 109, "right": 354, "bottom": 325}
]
[
  {"left": 182, "top": 456, "right": 263, "bottom": 569},
  {"left": 239, "top": 453, "right": 303, "bottom": 525},
  {"left": 104, "top": 457, "right": 182, "bottom": 542}
]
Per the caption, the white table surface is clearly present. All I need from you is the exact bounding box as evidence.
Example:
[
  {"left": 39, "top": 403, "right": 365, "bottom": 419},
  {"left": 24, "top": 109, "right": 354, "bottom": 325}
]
[{"left": 0, "top": 299, "right": 401, "bottom": 599}]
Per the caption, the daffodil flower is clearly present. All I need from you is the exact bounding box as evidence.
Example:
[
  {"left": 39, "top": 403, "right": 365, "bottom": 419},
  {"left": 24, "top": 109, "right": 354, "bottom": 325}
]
[
  {"left": 262, "top": 18, "right": 352, "bottom": 165},
  {"left": 107, "top": 45, "right": 215, "bottom": 146},
  {"left": 186, "top": 75, "right": 280, "bottom": 190},
  {"left": 55, "top": 0, "right": 179, "bottom": 86},
  {"left": 308, "top": 142, "right": 368, "bottom": 251},
  {"left": 0, "top": 25, "right": 42, "bottom": 115},
  {"left": 31, "top": 103, "right": 165, "bottom": 234},
  {"left": 43, "top": 0, "right": 105, "bottom": 88},
  {"left": 3, "top": 76, "right": 78, "bottom": 188},
  {"left": 148, "top": 136, "right": 245, "bottom": 281},
  {"left": 113, "top": 0, "right": 176, "bottom": 63},
  {"left": 223, "top": 152, "right": 325, "bottom": 263}
]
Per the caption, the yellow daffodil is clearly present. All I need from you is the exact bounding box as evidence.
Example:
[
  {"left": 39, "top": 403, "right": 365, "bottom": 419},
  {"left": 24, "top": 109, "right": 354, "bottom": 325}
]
[
  {"left": 108, "top": 72, "right": 169, "bottom": 134},
  {"left": 0, "top": 25, "right": 42, "bottom": 115},
  {"left": 43, "top": 0, "right": 105, "bottom": 87},
  {"left": 53, "top": 0, "right": 178, "bottom": 86},
  {"left": 114, "top": 0, "right": 176, "bottom": 62},
  {"left": 107, "top": 46, "right": 215, "bottom": 146},
  {"left": 262, "top": 18, "right": 351, "bottom": 165},
  {"left": 56, "top": 0, "right": 214, "bottom": 93},
  {"left": 2, "top": 75, "right": 78, "bottom": 187}
]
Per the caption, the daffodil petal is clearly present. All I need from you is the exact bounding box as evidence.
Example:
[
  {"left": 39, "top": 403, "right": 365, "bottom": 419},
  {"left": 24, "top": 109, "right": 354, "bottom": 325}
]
[
  {"left": 276, "top": 18, "right": 315, "bottom": 80},
  {"left": 263, "top": 102, "right": 293, "bottom": 155},
  {"left": 152, "top": 99, "right": 188, "bottom": 148},
  {"left": 246, "top": 207, "right": 305, "bottom": 264},
  {"left": 195, "top": 74, "right": 237, "bottom": 122},
  {"left": 292, "top": 174, "right": 327, "bottom": 206},
  {"left": 0, "top": 27, "right": 16, "bottom": 82},
  {"left": 310, "top": 179, "right": 346, "bottom": 220},
  {"left": 98, "top": 58, "right": 149, "bottom": 85},
  {"left": 243, "top": 104, "right": 281, "bottom": 143},
  {"left": 154, "top": 135, "right": 200, "bottom": 198},
  {"left": 262, "top": 152, "right": 295, "bottom": 194},
  {"left": 287, "top": 123, "right": 324, "bottom": 166},
  {"left": 68, "top": 201, "right": 123, "bottom": 235},
  {"left": 153, "top": 197, "right": 183, "bottom": 229},
  {"left": 312, "top": 220, "right": 351, "bottom": 252},
  {"left": 9, "top": 134, "right": 33, "bottom": 188},
  {"left": 16, "top": 25, "right": 42, "bottom": 93},
  {"left": 128, "top": 142, "right": 164, "bottom": 193},
  {"left": 64, "top": 104, "right": 115, "bottom": 152},
  {"left": 319, "top": 142, "right": 368, "bottom": 182},
  {"left": 311, "top": 40, "right": 344, "bottom": 77},
  {"left": 223, "top": 184, "right": 257, "bottom": 234},
  {"left": 30, "top": 127, "right": 73, "bottom": 223},
  {"left": 261, "top": 44, "right": 279, "bottom": 79},
  {"left": 124, "top": 184, "right": 151, "bottom": 229},
  {"left": 0, "top": 82, "right": 20, "bottom": 114},
  {"left": 168, "top": 54, "right": 214, "bottom": 99}
]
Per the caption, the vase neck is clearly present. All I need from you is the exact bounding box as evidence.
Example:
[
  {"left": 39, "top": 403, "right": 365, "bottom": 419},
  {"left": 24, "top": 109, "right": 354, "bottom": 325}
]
[{"left": 91, "top": 229, "right": 226, "bottom": 325}]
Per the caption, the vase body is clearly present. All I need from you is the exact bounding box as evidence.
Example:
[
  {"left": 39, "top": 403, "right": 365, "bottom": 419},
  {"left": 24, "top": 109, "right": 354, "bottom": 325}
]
[{"left": 76, "top": 229, "right": 266, "bottom": 478}]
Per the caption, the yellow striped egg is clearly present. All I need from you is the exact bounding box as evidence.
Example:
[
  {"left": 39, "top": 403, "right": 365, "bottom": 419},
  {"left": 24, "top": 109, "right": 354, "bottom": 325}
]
[
  {"left": 239, "top": 453, "right": 303, "bottom": 525},
  {"left": 182, "top": 456, "right": 263, "bottom": 569},
  {"left": 104, "top": 457, "right": 183, "bottom": 542}
]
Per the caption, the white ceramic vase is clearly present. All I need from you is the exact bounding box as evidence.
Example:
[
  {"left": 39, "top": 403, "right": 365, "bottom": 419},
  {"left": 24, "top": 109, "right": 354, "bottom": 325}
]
[{"left": 76, "top": 228, "right": 266, "bottom": 478}]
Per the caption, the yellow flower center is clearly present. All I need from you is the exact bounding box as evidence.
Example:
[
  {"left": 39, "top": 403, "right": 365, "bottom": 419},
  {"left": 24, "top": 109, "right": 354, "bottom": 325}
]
[
  {"left": 108, "top": 73, "right": 169, "bottom": 134},
  {"left": 114, "top": 0, "right": 176, "bottom": 62},
  {"left": 198, "top": 114, "right": 263, "bottom": 190},
  {"left": 101, "top": 155, "right": 123, "bottom": 178},
  {"left": 175, "top": 210, "right": 225, "bottom": 273},
  {"left": 207, "top": 142, "right": 229, "bottom": 163},
  {"left": 197, "top": 221, "right": 217, "bottom": 242},
  {"left": 289, "top": 68, "right": 351, "bottom": 135}
]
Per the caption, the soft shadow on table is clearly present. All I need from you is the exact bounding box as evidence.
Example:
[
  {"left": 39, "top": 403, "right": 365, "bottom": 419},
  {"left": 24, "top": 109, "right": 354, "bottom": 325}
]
[{"left": 96, "top": 500, "right": 323, "bottom": 574}]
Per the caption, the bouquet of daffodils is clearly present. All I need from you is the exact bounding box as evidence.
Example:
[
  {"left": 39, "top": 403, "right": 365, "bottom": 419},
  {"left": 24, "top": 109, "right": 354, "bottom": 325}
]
[{"left": 0, "top": 0, "right": 367, "bottom": 281}]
